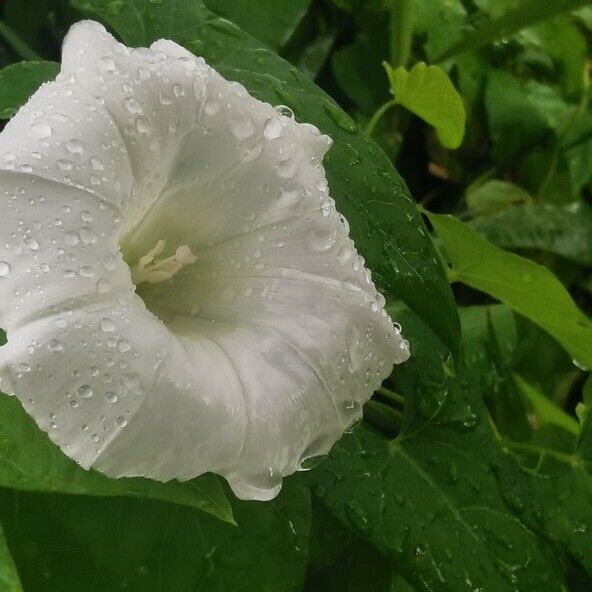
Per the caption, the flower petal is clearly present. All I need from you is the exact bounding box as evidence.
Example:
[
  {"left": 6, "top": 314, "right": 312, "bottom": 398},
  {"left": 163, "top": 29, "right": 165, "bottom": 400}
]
[
  {"left": 59, "top": 21, "right": 331, "bottom": 258},
  {"left": 0, "top": 21, "right": 410, "bottom": 500},
  {"left": 0, "top": 75, "right": 132, "bottom": 212}
]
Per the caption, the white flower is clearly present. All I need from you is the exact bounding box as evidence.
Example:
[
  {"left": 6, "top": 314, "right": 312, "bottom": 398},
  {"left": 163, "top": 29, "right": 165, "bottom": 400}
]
[{"left": 0, "top": 21, "right": 410, "bottom": 500}]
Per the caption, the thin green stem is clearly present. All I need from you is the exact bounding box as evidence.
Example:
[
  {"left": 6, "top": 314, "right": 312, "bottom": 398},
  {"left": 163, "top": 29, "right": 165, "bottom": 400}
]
[
  {"left": 498, "top": 439, "right": 587, "bottom": 468},
  {"left": 0, "top": 19, "right": 41, "bottom": 61},
  {"left": 365, "top": 99, "right": 397, "bottom": 137},
  {"left": 364, "top": 400, "right": 404, "bottom": 438},
  {"left": 377, "top": 386, "right": 406, "bottom": 407},
  {"left": 389, "top": 0, "right": 415, "bottom": 69}
]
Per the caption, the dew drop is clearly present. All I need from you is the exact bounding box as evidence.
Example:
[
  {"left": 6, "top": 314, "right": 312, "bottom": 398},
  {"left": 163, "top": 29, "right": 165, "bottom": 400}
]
[
  {"left": 80, "top": 227, "right": 97, "bottom": 244},
  {"left": 158, "top": 92, "right": 173, "bottom": 105},
  {"left": 66, "top": 140, "right": 84, "bottom": 155},
  {"left": 323, "top": 100, "right": 357, "bottom": 133},
  {"left": 77, "top": 384, "right": 93, "bottom": 399},
  {"left": 117, "top": 339, "right": 131, "bottom": 352},
  {"left": 24, "top": 237, "right": 39, "bottom": 251},
  {"left": 31, "top": 123, "right": 52, "bottom": 139},
  {"left": 124, "top": 97, "right": 142, "bottom": 114},
  {"left": 263, "top": 117, "right": 283, "bottom": 139},
  {"left": 0, "top": 261, "right": 10, "bottom": 277},
  {"left": 97, "top": 278, "right": 112, "bottom": 294},
  {"left": 106, "top": 392, "right": 118, "bottom": 403},
  {"left": 64, "top": 231, "right": 79, "bottom": 246},
  {"left": 100, "top": 318, "right": 115, "bottom": 333},
  {"left": 274, "top": 104, "right": 294, "bottom": 119}
]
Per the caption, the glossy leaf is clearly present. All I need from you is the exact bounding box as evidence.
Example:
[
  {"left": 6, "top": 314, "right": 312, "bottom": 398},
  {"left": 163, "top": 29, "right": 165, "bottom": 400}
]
[
  {"left": 493, "top": 439, "right": 592, "bottom": 578},
  {"left": 429, "top": 212, "right": 592, "bottom": 370},
  {"left": 0, "top": 480, "right": 310, "bottom": 591},
  {"left": 0, "top": 395, "right": 233, "bottom": 523},
  {"left": 472, "top": 203, "right": 592, "bottom": 265},
  {"left": 310, "top": 307, "right": 566, "bottom": 592},
  {"left": 203, "top": 0, "right": 311, "bottom": 50},
  {"left": 0, "top": 61, "right": 59, "bottom": 119},
  {"left": 383, "top": 61, "right": 466, "bottom": 149}
]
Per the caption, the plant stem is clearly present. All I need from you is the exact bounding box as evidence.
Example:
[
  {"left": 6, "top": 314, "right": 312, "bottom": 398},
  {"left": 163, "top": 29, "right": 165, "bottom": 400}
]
[
  {"left": 389, "top": 0, "right": 415, "bottom": 69},
  {"left": 364, "top": 400, "right": 404, "bottom": 438},
  {"left": 376, "top": 386, "right": 406, "bottom": 407},
  {"left": 0, "top": 19, "right": 41, "bottom": 61},
  {"left": 365, "top": 99, "right": 398, "bottom": 137}
]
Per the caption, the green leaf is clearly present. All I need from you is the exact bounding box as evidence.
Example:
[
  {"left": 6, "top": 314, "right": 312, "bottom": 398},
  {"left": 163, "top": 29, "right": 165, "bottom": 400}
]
[
  {"left": 413, "top": 0, "right": 467, "bottom": 62},
  {"left": 0, "top": 61, "right": 59, "bottom": 119},
  {"left": 459, "top": 304, "right": 592, "bottom": 580},
  {"left": 70, "top": 0, "right": 462, "bottom": 357},
  {"left": 383, "top": 61, "right": 466, "bottom": 149},
  {"left": 436, "top": 0, "right": 592, "bottom": 62},
  {"left": 306, "top": 537, "right": 392, "bottom": 592},
  {"left": 0, "top": 394, "right": 233, "bottom": 523},
  {"left": 203, "top": 0, "right": 311, "bottom": 50},
  {"left": 473, "top": 0, "right": 516, "bottom": 19},
  {"left": 484, "top": 72, "right": 557, "bottom": 168},
  {"left": 472, "top": 202, "right": 592, "bottom": 265},
  {"left": 313, "top": 425, "right": 566, "bottom": 592},
  {"left": 0, "top": 480, "right": 310, "bottom": 591},
  {"left": 466, "top": 179, "right": 533, "bottom": 214},
  {"left": 310, "top": 307, "right": 566, "bottom": 592},
  {"left": 332, "top": 26, "right": 389, "bottom": 114},
  {"left": 493, "top": 438, "right": 592, "bottom": 578},
  {"left": 460, "top": 305, "right": 532, "bottom": 442},
  {"left": 527, "top": 16, "right": 588, "bottom": 95},
  {"left": 0, "top": 521, "right": 22, "bottom": 592},
  {"left": 428, "top": 212, "right": 592, "bottom": 370},
  {"left": 513, "top": 374, "right": 579, "bottom": 436}
]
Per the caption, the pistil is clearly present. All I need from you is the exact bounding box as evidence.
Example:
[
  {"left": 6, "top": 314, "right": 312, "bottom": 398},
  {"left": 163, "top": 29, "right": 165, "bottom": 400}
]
[{"left": 131, "top": 240, "right": 197, "bottom": 285}]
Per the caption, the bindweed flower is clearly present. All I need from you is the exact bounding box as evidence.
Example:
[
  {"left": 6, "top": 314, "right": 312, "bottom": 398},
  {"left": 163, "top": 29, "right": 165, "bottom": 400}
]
[{"left": 0, "top": 21, "right": 410, "bottom": 500}]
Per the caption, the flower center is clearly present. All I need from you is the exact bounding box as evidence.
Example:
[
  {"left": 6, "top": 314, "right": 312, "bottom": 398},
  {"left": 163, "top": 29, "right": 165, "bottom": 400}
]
[{"left": 130, "top": 239, "right": 197, "bottom": 286}]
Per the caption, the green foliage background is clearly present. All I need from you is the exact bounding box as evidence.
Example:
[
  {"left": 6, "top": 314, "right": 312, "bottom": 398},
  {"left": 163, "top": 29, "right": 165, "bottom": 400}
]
[{"left": 0, "top": 0, "right": 591, "bottom": 590}]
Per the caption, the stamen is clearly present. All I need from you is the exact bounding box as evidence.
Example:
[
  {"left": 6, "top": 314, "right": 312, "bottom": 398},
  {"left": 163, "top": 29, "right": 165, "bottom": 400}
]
[{"left": 131, "top": 240, "right": 197, "bottom": 285}]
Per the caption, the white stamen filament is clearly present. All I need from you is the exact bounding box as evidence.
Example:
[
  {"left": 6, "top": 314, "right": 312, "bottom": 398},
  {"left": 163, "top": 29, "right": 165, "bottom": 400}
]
[{"left": 131, "top": 239, "right": 197, "bottom": 285}]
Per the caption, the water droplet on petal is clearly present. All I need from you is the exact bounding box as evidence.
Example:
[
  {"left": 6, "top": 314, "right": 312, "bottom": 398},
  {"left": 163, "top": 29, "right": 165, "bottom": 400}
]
[
  {"left": 64, "top": 231, "right": 79, "bottom": 246},
  {"left": 274, "top": 104, "right": 294, "bottom": 119},
  {"left": 117, "top": 339, "right": 131, "bottom": 352},
  {"left": 77, "top": 384, "right": 93, "bottom": 399},
  {"left": 263, "top": 117, "right": 283, "bottom": 139},
  {"left": 100, "top": 318, "right": 115, "bottom": 333},
  {"left": 31, "top": 123, "right": 52, "bottom": 139},
  {"left": 25, "top": 237, "right": 39, "bottom": 251}
]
